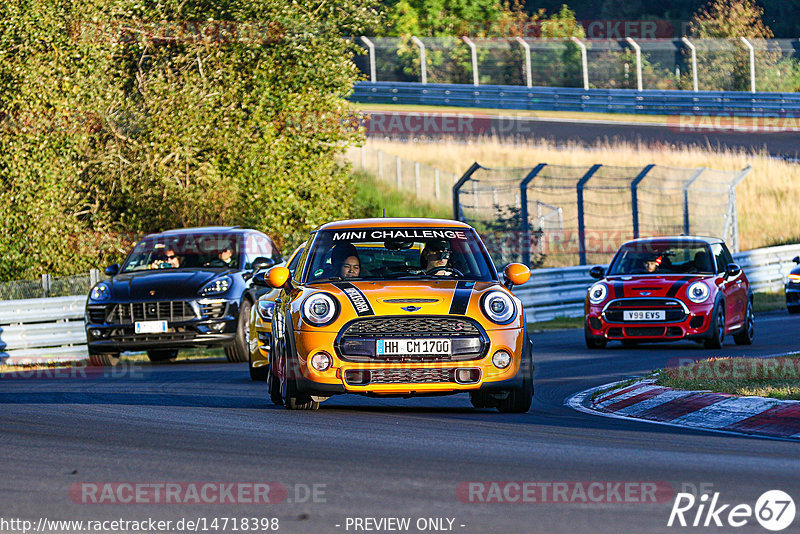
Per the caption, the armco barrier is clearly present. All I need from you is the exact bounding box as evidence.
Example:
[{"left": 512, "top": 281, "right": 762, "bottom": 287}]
[
  {"left": 0, "top": 296, "right": 88, "bottom": 364},
  {"left": 351, "top": 82, "right": 800, "bottom": 117},
  {"left": 1, "top": 243, "right": 798, "bottom": 362},
  {"left": 517, "top": 244, "right": 800, "bottom": 323}
]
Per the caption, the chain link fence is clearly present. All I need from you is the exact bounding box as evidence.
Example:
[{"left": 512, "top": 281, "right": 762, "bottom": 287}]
[
  {"left": 356, "top": 37, "right": 800, "bottom": 92},
  {"left": 346, "top": 145, "right": 459, "bottom": 203},
  {"left": 0, "top": 271, "right": 100, "bottom": 300},
  {"left": 454, "top": 163, "right": 751, "bottom": 268}
]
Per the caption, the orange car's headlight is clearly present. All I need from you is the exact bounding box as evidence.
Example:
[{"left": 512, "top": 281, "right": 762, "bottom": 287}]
[
  {"left": 301, "top": 293, "right": 339, "bottom": 327},
  {"left": 481, "top": 291, "right": 516, "bottom": 324}
]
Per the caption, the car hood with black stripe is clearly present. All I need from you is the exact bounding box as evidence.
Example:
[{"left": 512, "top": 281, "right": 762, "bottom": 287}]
[{"left": 293, "top": 280, "right": 522, "bottom": 330}]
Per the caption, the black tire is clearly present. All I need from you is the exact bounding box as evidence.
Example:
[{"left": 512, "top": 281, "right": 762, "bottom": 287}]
[
  {"left": 788, "top": 306, "right": 800, "bottom": 315},
  {"left": 585, "top": 325, "right": 607, "bottom": 349},
  {"left": 469, "top": 391, "right": 490, "bottom": 409},
  {"left": 225, "top": 299, "right": 251, "bottom": 363},
  {"left": 497, "top": 332, "right": 534, "bottom": 413},
  {"left": 147, "top": 349, "right": 177, "bottom": 362},
  {"left": 249, "top": 357, "right": 269, "bottom": 381},
  {"left": 88, "top": 352, "right": 119, "bottom": 366},
  {"left": 283, "top": 377, "right": 319, "bottom": 410},
  {"left": 704, "top": 302, "right": 725, "bottom": 349},
  {"left": 733, "top": 297, "right": 754, "bottom": 345}
]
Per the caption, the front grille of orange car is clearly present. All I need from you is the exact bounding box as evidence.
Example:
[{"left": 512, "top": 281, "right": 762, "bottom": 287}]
[
  {"left": 343, "top": 316, "right": 481, "bottom": 336},
  {"left": 345, "top": 368, "right": 461, "bottom": 385},
  {"left": 108, "top": 301, "right": 197, "bottom": 324},
  {"left": 603, "top": 298, "right": 687, "bottom": 323},
  {"left": 336, "top": 316, "right": 488, "bottom": 363}
]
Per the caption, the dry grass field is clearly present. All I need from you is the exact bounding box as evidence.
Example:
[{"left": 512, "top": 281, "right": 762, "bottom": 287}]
[{"left": 364, "top": 137, "right": 800, "bottom": 251}]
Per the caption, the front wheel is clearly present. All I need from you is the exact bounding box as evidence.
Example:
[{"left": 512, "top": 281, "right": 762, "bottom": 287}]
[
  {"left": 497, "top": 336, "right": 534, "bottom": 413},
  {"left": 225, "top": 299, "right": 252, "bottom": 363},
  {"left": 733, "top": 297, "right": 754, "bottom": 345},
  {"left": 704, "top": 302, "right": 725, "bottom": 349},
  {"left": 585, "top": 324, "right": 607, "bottom": 349}
]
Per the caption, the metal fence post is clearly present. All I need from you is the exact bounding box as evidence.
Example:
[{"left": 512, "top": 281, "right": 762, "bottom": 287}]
[
  {"left": 728, "top": 165, "right": 752, "bottom": 252},
  {"left": 453, "top": 163, "right": 482, "bottom": 221},
  {"left": 625, "top": 37, "right": 643, "bottom": 91},
  {"left": 515, "top": 37, "right": 532, "bottom": 88},
  {"left": 377, "top": 150, "right": 383, "bottom": 179},
  {"left": 740, "top": 37, "right": 756, "bottom": 93},
  {"left": 89, "top": 269, "right": 100, "bottom": 287},
  {"left": 630, "top": 164, "right": 655, "bottom": 238},
  {"left": 571, "top": 37, "right": 589, "bottom": 90},
  {"left": 434, "top": 169, "right": 440, "bottom": 199},
  {"left": 415, "top": 162, "right": 421, "bottom": 199},
  {"left": 41, "top": 274, "right": 52, "bottom": 298},
  {"left": 410, "top": 36, "right": 427, "bottom": 84},
  {"left": 396, "top": 156, "right": 402, "bottom": 190},
  {"left": 462, "top": 36, "right": 479, "bottom": 86},
  {"left": 360, "top": 145, "right": 365, "bottom": 170},
  {"left": 360, "top": 36, "right": 376, "bottom": 83},
  {"left": 577, "top": 165, "right": 602, "bottom": 265},
  {"left": 519, "top": 164, "right": 547, "bottom": 266},
  {"left": 681, "top": 37, "right": 698, "bottom": 92},
  {"left": 682, "top": 167, "right": 706, "bottom": 235}
]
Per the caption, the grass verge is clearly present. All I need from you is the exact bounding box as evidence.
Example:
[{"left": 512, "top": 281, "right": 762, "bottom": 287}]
[
  {"left": 528, "top": 316, "right": 583, "bottom": 331},
  {"left": 351, "top": 170, "right": 452, "bottom": 219},
  {"left": 654, "top": 355, "right": 800, "bottom": 400},
  {"left": 365, "top": 138, "right": 800, "bottom": 253},
  {"left": 0, "top": 348, "right": 225, "bottom": 373},
  {"left": 754, "top": 291, "right": 786, "bottom": 313}
]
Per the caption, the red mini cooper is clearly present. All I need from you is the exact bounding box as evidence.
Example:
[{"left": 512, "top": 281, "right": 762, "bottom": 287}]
[{"left": 584, "top": 237, "right": 754, "bottom": 349}]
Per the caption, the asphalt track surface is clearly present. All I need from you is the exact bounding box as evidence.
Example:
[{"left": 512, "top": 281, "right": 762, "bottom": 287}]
[
  {"left": 365, "top": 110, "right": 800, "bottom": 159},
  {"left": 2, "top": 311, "right": 799, "bottom": 534}
]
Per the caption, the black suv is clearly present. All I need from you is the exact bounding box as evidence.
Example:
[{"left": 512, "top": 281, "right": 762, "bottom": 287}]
[{"left": 85, "top": 227, "right": 281, "bottom": 365}]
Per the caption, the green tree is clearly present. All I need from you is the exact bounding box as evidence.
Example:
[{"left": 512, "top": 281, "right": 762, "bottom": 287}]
[{"left": 0, "top": 0, "right": 379, "bottom": 280}]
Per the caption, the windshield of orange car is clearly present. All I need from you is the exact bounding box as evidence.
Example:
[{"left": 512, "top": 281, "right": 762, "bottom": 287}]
[
  {"left": 303, "top": 228, "right": 497, "bottom": 283},
  {"left": 607, "top": 242, "right": 716, "bottom": 275}
]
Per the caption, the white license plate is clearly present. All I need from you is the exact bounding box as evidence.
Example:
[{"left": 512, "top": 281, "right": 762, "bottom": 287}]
[
  {"left": 135, "top": 320, "right": 168, "bottom": 334},
  {"left": 377, "top": 338, "right": 451, "bottom": 356},
  {"left": 623, "top": 310, "right": 665, "bottom": 321}
]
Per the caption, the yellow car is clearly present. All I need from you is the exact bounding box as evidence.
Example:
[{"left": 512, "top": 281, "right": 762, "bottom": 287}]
[
  {"left": 248, "top": 243, "right": 306, "bottom": 380},
  {"left": 254, "top": 218, "right": 532, "bottom": 411}
]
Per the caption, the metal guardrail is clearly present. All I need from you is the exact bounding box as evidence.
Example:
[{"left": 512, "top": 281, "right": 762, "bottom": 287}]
[
  {"left": 514, "top": 244, "right": 800, "bottom": 322},
  {"left": 0, "top": 296, "right": 88, "bottom": 364},
  {"left": 0, "top": 243, "right": 798, "bottom": 362},
  {"left": 351, "top": 82, "right": 800, "bottom": 117}
]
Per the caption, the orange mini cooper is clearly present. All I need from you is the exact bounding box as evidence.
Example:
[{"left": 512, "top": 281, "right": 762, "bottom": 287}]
[{"left": 253, "top": 218, "right": 533, "bottom": 411}]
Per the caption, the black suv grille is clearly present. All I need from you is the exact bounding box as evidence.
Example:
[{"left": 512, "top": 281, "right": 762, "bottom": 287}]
[
  {"left": 343, "top": 316, "right": 480, "bottom": 336},
  {"left": 87, "top": 306, "right": 108, "bottom": 324},
  {"left": 199, "top": 301, "right": 227, "bottom": 319},
  {"left": 604, "top": 298, "right": 686, "bottom": 323},
  {"left": 108, "top": 301, "right": 196, "bottom": 324}
]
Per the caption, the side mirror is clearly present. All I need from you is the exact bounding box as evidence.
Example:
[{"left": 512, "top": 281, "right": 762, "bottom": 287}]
[
  {"left": 104, "top": 264, "right": 119, "bottom": 277},
  {"left": 252, "top": 257, "right": 275, "bottom": 271},
  {"left": 266, "top": 266, "right": 292, "bottom": 289},
  {"left": 503, "top": 263, "right": 531, "bottom": 289},
  {"left": 589, "top": 266, "right": 605, "bottom": 279},
  {"left": 725, "top": 263, "right": 741, "bottom": 278},
  {"left": 793, "top": 256, "right": 800, "bottom": 265},
  {"left": 252, "top": 272, "right": 269, "bottom": 287}
]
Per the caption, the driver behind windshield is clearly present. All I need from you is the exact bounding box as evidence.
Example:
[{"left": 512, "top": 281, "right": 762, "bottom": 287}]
[{"left": 421, "top": 240, "right": 452, "bottom": 275}]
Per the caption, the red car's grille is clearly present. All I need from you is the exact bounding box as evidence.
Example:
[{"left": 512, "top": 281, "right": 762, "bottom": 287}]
[{"left": 603, "top": 298, "right": 686, "bottom": 323}]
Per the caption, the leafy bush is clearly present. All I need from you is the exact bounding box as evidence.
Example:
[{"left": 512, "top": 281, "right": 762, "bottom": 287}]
[{"left": 0, "top": 0, "right": 378, "bottom": 279}]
